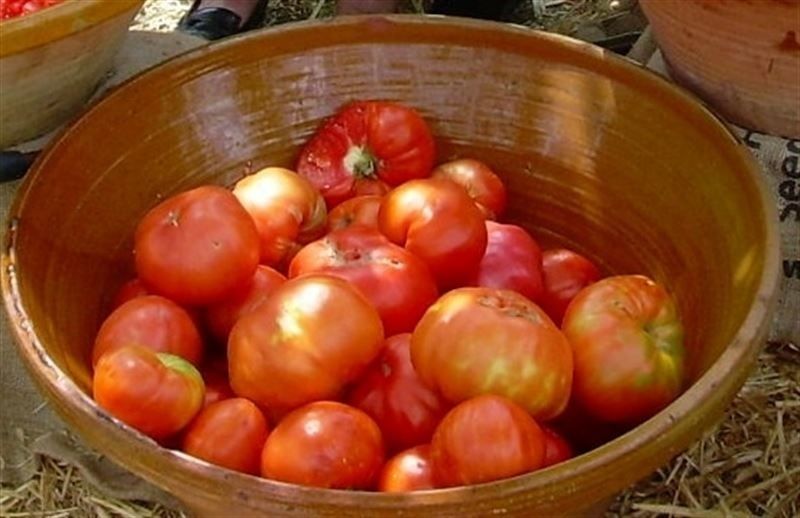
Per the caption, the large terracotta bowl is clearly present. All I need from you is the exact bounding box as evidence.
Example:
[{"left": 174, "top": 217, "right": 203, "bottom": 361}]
[
  {"left": 0, "top": 0, "right": 144, "bottom": 147},
  {"left": 1, "top": 15, "right": 781, "bottom": 517}
]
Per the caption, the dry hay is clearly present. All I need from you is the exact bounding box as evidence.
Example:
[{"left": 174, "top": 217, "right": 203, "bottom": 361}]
[{"left": 5, "top": 1, "right": 798, "bottom": 516}]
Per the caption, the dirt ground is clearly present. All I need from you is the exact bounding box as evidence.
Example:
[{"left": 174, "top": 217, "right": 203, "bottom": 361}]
[{"left": 2, "top": 1, "right": 798, "bottom": 517}]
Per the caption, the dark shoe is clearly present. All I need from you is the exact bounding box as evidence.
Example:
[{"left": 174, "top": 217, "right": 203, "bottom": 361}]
[{"left": 177, "top": 0, "right": 267, "bottom": 41}]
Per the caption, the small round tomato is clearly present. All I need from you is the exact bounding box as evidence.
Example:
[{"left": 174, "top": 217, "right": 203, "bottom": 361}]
[
  {"left": 204, "top": 265, "right": 286, "bottom": 345},
  {"left": 93, "top": 346, "right": 205, "bottom": 440},
  {"left": 228, "top": 274, "right": 384, "bottom": 414},
  {"left": 232, "top": 167, "right": 327, "bottom": 268},
  {"left": 296, "top": 101, "right": 436, "bottom": 207},
  {"left": 182, "top": 398, "right": 269, "bottom": 475},
  {"left": 469, "top": 221, "right": 544, "bottom": 302},
  {"left": 288, "top": 227, "right": 438, "bottom": 336},
  {"left": 326, "top": 194, "right": 383, "bottom": 232},
  {"left": 92, "top": 295, "right": 204, "bottom": 368},
  {"left": 378, "top": 445, "right": 435, "bottom": 492},
  {"left": 540, "top": 248, "right": 601, "bottom": 326},
  {"left": 411, "top": 287, "right": 572, "bottom": 421},
  {"left": 260, "top": 401, "right": 384, "bottom": 489},
  {"left": 562, "top": 275, "right": 685, "bottom": 425},
  {"left": 431, "top": 158, "right": 507, "bottom": 220},
  {"left": 110, "top": 278, "right": 150, "bottom": 310},
  {"left": 540, "top": 425, "right": 573, "bottom": 468},
  {"left": 378, "top": 178, "right": 487, "bottom": 290},
  {"left": 134, "top": 185, "right": 260, "bottom": 306},
  {"left": 347, "top": 334, "right": 450, "bottom": 452},
  {"left": 430, "top": 395, "right": 545, "bottom": 487}
]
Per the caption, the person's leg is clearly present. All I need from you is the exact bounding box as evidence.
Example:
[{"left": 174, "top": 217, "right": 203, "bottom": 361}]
[
  {"left": 336, "top": 0, "right": 400, "bottom": 15},
  {"left": 177, "top": 0, "right": 262, "bottom": 41}
]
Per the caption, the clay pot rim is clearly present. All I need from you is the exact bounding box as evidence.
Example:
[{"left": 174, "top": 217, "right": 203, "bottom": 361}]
[
  {"left": 0, "top": 0, "right": 145, "bottom": 57},
  {"left": 1, "top": 14, "right": 782, "bottom": 507}
]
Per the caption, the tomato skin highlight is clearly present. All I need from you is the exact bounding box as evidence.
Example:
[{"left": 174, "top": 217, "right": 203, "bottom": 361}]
[
  {"left": 431, "top": 158, "right": 507, "bottom": 220},
  {"left": 378, "top": 445, "right": 436, "bottom": 492}
]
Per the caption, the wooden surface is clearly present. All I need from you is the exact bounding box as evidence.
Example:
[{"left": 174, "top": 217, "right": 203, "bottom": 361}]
[{"left": 1, "top": 15, "right": 782, "bottom": 516}]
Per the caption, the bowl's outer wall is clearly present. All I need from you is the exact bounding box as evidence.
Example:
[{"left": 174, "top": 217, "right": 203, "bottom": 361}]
[{"left": 2, "top": 16, "right": 781, "bottom": 517}]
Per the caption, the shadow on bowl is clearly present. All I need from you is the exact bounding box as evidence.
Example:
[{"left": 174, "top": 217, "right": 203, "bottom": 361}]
[{"left": 1, "top": 14, "right": 780, "bottom": 517}]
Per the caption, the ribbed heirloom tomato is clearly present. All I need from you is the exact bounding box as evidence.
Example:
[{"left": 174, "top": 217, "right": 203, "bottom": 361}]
[
  {"left": 411, "top": 287, "right": 573, "bottom": 421},
  {"left": 431, "top": 158, "right": 507, "bottom": 220},
  {"left": 228, "top": 274, "right": 384, "bottom": 415},
  {"left": 288, "top": 226, "right": 439, "bottom": 336},
  {"left": 296, "top": 101, "right": 436, "bottom": 207},
  {"left": 562, "top": 274, "right": 685, "bottom": 425}
]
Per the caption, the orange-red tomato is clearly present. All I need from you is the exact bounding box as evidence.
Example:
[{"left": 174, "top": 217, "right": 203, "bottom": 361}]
[
  {"left": 539, "top": 248, "right": 601, "bottom": 326},
  {"left": 411, "top": 287, "right": 573, "bottom": 421},
  {"left": 431, "top": 158, "right": 507, "bottom": 220},
  {"left": 562, "top": 275, "right": 685, "bottom": 425},
  {"left": 204, "top": 265, "right": 286, "bottom": 345},
  {"left": 288, "top": 227, "right": 439, "bottom": 336},
  {"left": 134, "top": 185, "right": 260, "bottom": 306},
  {"left": 228, "top": 274, "right": 384, "bottom": 414},
  {"left": 326, "top": 194, "right": 383, "bottom": 232},
  {"left": 378, "top": 178, "right": 488, "bottom": 290},
  {"left": 378, "top": 445, "right": 435, "bottom": 492},
  {"left": 348, "top": 334, "right": 450, "bottom": 452},
  {"left": 260, "top": 401, "right": 385, "bottom": 489},
  {"left": 92, "top": 295, "right": 204, "bottom": 368},
  {"left": 93, "top": 346, "right": 205, "bottom": 440},
  {"left": 110, "top": 278, "right": 151, "bottom": 310},
  {"left": 232, "top": 167, "right": 327, "bottom": 268},
  {"left": 540, "top": 425, "right": 574, "bottom": 468},
  {"left": 182, "top": 398, "right": 270, "bottom": 475},
  {"left": 430, "top": 395, "right": 545, "bottom": 487}
]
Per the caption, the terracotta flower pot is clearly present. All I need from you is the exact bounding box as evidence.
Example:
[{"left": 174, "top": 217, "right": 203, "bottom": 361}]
[
  {"left": 640, "top": 0, "right": 800, "bottom": 138},
  {"left": 0, "top": 0, "right": 145, "bottom": 148},
  {"left": 1, "top": 15, "right": 780, "bottom": 517}
]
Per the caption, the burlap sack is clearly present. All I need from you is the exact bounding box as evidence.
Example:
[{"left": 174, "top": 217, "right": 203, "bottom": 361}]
[{"left": 0, "top": 30, "right": 205, "bottom": 508}]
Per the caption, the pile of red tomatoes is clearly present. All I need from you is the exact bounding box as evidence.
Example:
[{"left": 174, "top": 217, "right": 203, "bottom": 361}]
[{"left": 0, "top": 0, "right": 64, "bottom": 20}]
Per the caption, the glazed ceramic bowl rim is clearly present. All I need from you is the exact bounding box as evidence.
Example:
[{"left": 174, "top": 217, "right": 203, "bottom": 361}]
[
  {"left": 1, "top": 14, "right": 781, "bottom": 509},
  {"left": 0, "top": 0, "right": 144, "bottom": 57}
]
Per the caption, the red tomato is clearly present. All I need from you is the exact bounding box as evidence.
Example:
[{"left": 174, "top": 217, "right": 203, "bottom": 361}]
[
  {"left": 378, "top": 445, "right": 435, "bottom": 492},
  {"left": 540, "top": 248, "right": 601, "bottom": 326},
  {"left": 92, "top": 295, "right": 204, "bottom": 368},
  {"left": 540, "top": 425, "right": 573, "bottom": 468},
  {"left": 411, "top": 287, "right": 572, "bottom": 421},
  {"left": 296, "top": 101, "right": 436, "bottom": 207},
  {"left": 110, "top": 278, "right": 150, "bottom": 310},
  {"left": 288, "top": 227, "right": 438, "bottom": 336},
  {"left": 469, "top": 221, "right": 544, "bottom": 302},
  {"left": 430, "top": 395, "right": 545, "bottom": 487},
  {"left": 378, "top": 178, "right": 487, "bottom": 290},
  {"left": 182, "top": 398, "right": 269, "bottom": 475},
  {"left": 430, "top": 158, "right": 507, "bottom": 220},
  {"left": 93, "top": 346, "right": 205, "bottom": 440},
  {"left": 204, "top": 265, "right": 286, "bottom": 345},
  {"left": 134, "top": 185, "right": 260, "bottom": 306},
  {"left": 347, "top": 334, "right": 450, "bottom": 452},
  {"left": 260, "top": 401, "right": 384, "bottom": 489},
  {"left": 326, "top": 194, "right": 383, "bottom": 232},
  {"left": 562, "top": 275, "right": 685, "bottom": 424},
  {"left": 228, "top": 274, "right": 384, "bottom": 414},
  {"left": 1, "top": 0, "right": 62, "bottom": 19},
  {"left": 232, "top": 167, "right": 326, "bottom": 267}
]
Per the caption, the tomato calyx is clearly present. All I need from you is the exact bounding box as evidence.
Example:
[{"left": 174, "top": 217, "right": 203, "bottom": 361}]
[{"left": 343, "top": 146, "right": 379, "bottom": 179}]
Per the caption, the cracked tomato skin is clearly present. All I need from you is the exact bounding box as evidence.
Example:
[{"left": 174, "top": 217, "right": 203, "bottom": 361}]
[
  {"left": 93, "top": 346, "right": 205, "bottom": 440},
  {"left": 430, "top": 395, "right": 545, "bottom": 487},
  {"left": 326, "top": 194, "right": 383, "bottom": 233},
  {"left": 411, "top": 287, "right": 573, "bottom": 421},
  {"left": 134, "top": 185, "right": 260, "bottom": 306},
  {"left": 228, "top": 274, "right": 384, "bottom": 414},
  {"left": 378, "top": 444, "right": 435, "bottom": 492},
  {"left": 562, "top": 275, "right": 685, "bottom": 425},
  {"left": 378, "top": 178, "right": 488, "bottom": 290},
  {"left": 260, "top": 401, "right": 385, "bottom": 489},
  {"left": 540, "top": 248, "right": 601, "bottom": 326},
  {"left": 232, "top": 167, "right": 327, "bottom": 268},
  {"left": 288, "top": 226, "right": 438, "bottom": 336},
  {"left": 431, "top": 158, "right": 507, "bottom": 220},
  {"left": 296, "top": 101, "right": 436, "bottom": 207},
  {"left": 347, "top": 334, "right": 450, "bottom": 453}
]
